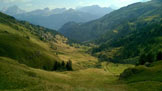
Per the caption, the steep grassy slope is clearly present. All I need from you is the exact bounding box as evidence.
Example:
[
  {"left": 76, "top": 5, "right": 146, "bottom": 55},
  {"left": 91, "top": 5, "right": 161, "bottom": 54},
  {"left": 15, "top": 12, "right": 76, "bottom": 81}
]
[
  {"left": 0, "top": 12, "right": 62, "bottom": 70},
  {"left": 59, "top": 0, "right": 162, "bottom": 42},
  {"left": 0, "top": 57, "right": 43, "bottom": 90}
]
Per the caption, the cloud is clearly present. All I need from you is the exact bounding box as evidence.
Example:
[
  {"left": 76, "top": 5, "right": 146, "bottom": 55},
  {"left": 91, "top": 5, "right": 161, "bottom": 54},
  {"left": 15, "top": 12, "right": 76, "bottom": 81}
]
[
  {"left": 0, "top": 0, "right": 26, "bottom": 3},
  {"left": 106, "top": 0, "right": 150, "bottom": 8},
  {"left": 0, "top": 0, "right": 150, "bottom": 11}
]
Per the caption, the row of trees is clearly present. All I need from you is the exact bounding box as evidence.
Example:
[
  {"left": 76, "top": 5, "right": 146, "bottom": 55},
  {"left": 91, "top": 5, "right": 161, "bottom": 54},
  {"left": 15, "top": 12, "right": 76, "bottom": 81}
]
[
  {"left": 138, "top": 51, "right": 162, "bottom": 65},
  {"left": 52, "top": 60, "right": 73, "bottom": 71}
]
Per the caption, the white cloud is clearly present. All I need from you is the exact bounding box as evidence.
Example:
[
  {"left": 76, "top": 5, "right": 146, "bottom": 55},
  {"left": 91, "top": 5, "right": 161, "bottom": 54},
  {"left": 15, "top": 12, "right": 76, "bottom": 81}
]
[
  {"left": 0, "top": 0, "right": 151, "bottom": 11},
  {"left": 106, "top": 0, "right": 150, "bottom": 8},
  {"left": 0, "top": 0, "right": 26, "bottom": 3}
]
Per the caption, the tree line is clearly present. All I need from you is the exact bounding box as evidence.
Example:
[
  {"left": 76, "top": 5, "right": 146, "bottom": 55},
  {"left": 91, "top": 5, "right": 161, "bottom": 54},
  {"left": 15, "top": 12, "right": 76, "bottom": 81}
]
[
  {"left": 52, "top": 60, "right": 73, "bottom": 71},
  {"left": 138, "top": 51, "right": 162, "bottom": 66}
]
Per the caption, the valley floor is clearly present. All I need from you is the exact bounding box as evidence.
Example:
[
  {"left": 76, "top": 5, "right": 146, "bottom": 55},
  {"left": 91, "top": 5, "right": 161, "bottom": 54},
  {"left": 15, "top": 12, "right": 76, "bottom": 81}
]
[
  {"left": 0, "top": 57, "right": 133, "bottom": 91},
  {"left": 0, "top": 43, "right": 134, "bottom": 91},
  {"left": 0, "top": 43, "right": 161, "bottom": 91}
]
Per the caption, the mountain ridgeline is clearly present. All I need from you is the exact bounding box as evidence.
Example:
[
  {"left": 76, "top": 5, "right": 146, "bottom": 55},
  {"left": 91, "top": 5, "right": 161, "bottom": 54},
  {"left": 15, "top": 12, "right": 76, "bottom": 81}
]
[
  {"left": 59, "top": 0, "right": 162, "bottom": 64},
  {"left": 1, "top": 5, "right": 113, "bottom": 30},
  {"left": 59, "top": 0, "right": 162, "bottom": 42}
]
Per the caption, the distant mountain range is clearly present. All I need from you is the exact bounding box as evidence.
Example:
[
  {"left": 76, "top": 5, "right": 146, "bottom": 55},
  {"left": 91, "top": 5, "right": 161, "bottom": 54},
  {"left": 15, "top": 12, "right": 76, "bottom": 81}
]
[
  {"left": 59, "top": 0, "right": 162, "bottom": 64},
  {"left": 59, "top": 0, "right": 162, "bottom": 42},
  {"left": 0, "top": 5, "right": 114, "bottom": 30},
  {"left": 77, "top": 5, "right": 113, "bottom": 17},
  {"left": 1, "top": 5, "right": 25, "bottom": 16}
]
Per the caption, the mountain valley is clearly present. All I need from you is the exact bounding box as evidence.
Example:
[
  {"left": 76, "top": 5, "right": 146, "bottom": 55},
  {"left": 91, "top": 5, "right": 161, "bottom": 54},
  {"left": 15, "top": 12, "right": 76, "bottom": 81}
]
[{"left": 0, "top": 0, "right": 162, "bottom": 91}]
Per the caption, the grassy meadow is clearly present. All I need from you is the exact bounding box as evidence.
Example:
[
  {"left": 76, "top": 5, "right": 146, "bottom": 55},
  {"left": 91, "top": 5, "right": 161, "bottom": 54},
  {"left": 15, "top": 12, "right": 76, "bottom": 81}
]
[{"left": 0, "top": 56, "right": 134, "bottom": 91}]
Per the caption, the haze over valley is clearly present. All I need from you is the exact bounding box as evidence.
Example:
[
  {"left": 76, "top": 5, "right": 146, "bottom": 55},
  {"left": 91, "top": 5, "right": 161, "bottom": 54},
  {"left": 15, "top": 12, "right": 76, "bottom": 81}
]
[{"left": 1, "top": 5, "right": 114, "bottom": 30}]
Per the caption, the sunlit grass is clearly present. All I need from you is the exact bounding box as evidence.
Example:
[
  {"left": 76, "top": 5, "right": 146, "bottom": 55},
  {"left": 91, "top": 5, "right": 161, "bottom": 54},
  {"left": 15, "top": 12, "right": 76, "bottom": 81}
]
[{"left": 0, "top": 57, "right": 133, "bottom": 91}]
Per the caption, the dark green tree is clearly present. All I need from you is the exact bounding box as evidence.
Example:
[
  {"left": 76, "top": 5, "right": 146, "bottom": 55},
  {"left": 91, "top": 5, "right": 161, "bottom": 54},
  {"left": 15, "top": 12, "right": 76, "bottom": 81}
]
[
  {"left": 53, "top": 61, "right": 58, "bottom": 71},
  {"left": 57, "top": 62, "right": 61, "bottom": 70},
  {"left": 66, "top": 60, "right": 73, "bottom": 71},
  {"left": 146, "top": 53, "right": 155, "bottom": 63},
  {"left": 61, "top": 61, "right": 66, "bottom": 70},
  {"left": 139, "top": 54, "right": 146, "bottom": 65},
  {"left": 157, "top": 51, "right": 162, "bottom": 61},
  {"left": 139, "top": 53, "right": 155, "bottom": 65}
]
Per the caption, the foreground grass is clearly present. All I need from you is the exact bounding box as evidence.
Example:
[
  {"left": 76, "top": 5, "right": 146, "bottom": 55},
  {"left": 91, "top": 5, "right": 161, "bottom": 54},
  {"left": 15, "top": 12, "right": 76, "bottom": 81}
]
[
  {"left": 1, "top": 56, "right": 162, "bottom": 91},
  {"left": 0, "top": 57, "right": 134, "bottom": 91},
  {"left": 120, "top": 61, "right": 162, "bottom": 91}
]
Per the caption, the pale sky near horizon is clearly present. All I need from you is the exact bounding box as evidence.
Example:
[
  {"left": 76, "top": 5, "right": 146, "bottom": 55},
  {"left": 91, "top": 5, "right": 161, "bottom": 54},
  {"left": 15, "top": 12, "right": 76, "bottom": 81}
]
[{"left": 0, "top": 0, "right": 150, "bottom": 11}]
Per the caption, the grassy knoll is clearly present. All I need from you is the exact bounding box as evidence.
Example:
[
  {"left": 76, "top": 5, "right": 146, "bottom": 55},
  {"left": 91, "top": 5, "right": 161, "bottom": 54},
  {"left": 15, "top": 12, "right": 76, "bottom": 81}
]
[{"left": 120, "top": 61, "right": 162, "bottom": 91}]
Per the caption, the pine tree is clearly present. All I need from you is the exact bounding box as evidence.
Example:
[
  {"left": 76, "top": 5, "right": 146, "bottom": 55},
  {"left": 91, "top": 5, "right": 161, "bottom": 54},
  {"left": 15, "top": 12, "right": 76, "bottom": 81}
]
[
  {"left": 66, "top": 60, "right": 72, "bottom": 71},
  {"left": 61, "top": 61, "right": 65, "bottom": 69},
  {"left": 61, "top": 61, "right": 65, "bottom": 67},
  {"left": 57, "top": 62, "right": 61, "bottom": 70},
  {"left": 53, "top": 61, "right": 58, "bottom": 71}
]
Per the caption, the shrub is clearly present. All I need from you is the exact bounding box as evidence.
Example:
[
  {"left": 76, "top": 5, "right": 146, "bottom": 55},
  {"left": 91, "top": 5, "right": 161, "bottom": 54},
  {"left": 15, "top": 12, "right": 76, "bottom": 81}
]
[
  {"left": 157, "top": 51, "right": 162, "bottom": 61},
  {"left": 119, "top": 68, "right": 140, "bottom": 80},
  {"left": 138, "top": 53, "right": 155, "bottom": 65},
  {"left": 26, "top": 36, "right": 30, "bottom": 40}
]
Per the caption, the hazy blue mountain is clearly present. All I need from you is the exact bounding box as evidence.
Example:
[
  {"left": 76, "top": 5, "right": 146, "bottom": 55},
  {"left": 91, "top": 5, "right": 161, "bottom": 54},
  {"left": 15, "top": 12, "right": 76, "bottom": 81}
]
[
  {"left": 25, "top": 8, "right": 51, "bottom": 16},
  {"left": 51, "top": 8, "right": 67, "bottom": 14},
  {"left": 23, "top": 8, "right": 67, "bottom": 16},
  {"left": 1, "top": 5, "right": 113, "bottom": 30},
  {"left": 77, "top": 5, "right": 113, "bottom": 17},
  {"left": 1, "top": 5, "right": 25, "bottom": 16},
  {"left": 14, "top": 8, "right": 101, "bottom": 30}
]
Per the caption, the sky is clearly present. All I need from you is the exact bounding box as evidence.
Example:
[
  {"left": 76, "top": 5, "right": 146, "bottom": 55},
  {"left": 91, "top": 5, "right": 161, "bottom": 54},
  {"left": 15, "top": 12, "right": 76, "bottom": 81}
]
[{"left": 0, "top": 0, "right": 150, "bottom": 11}]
